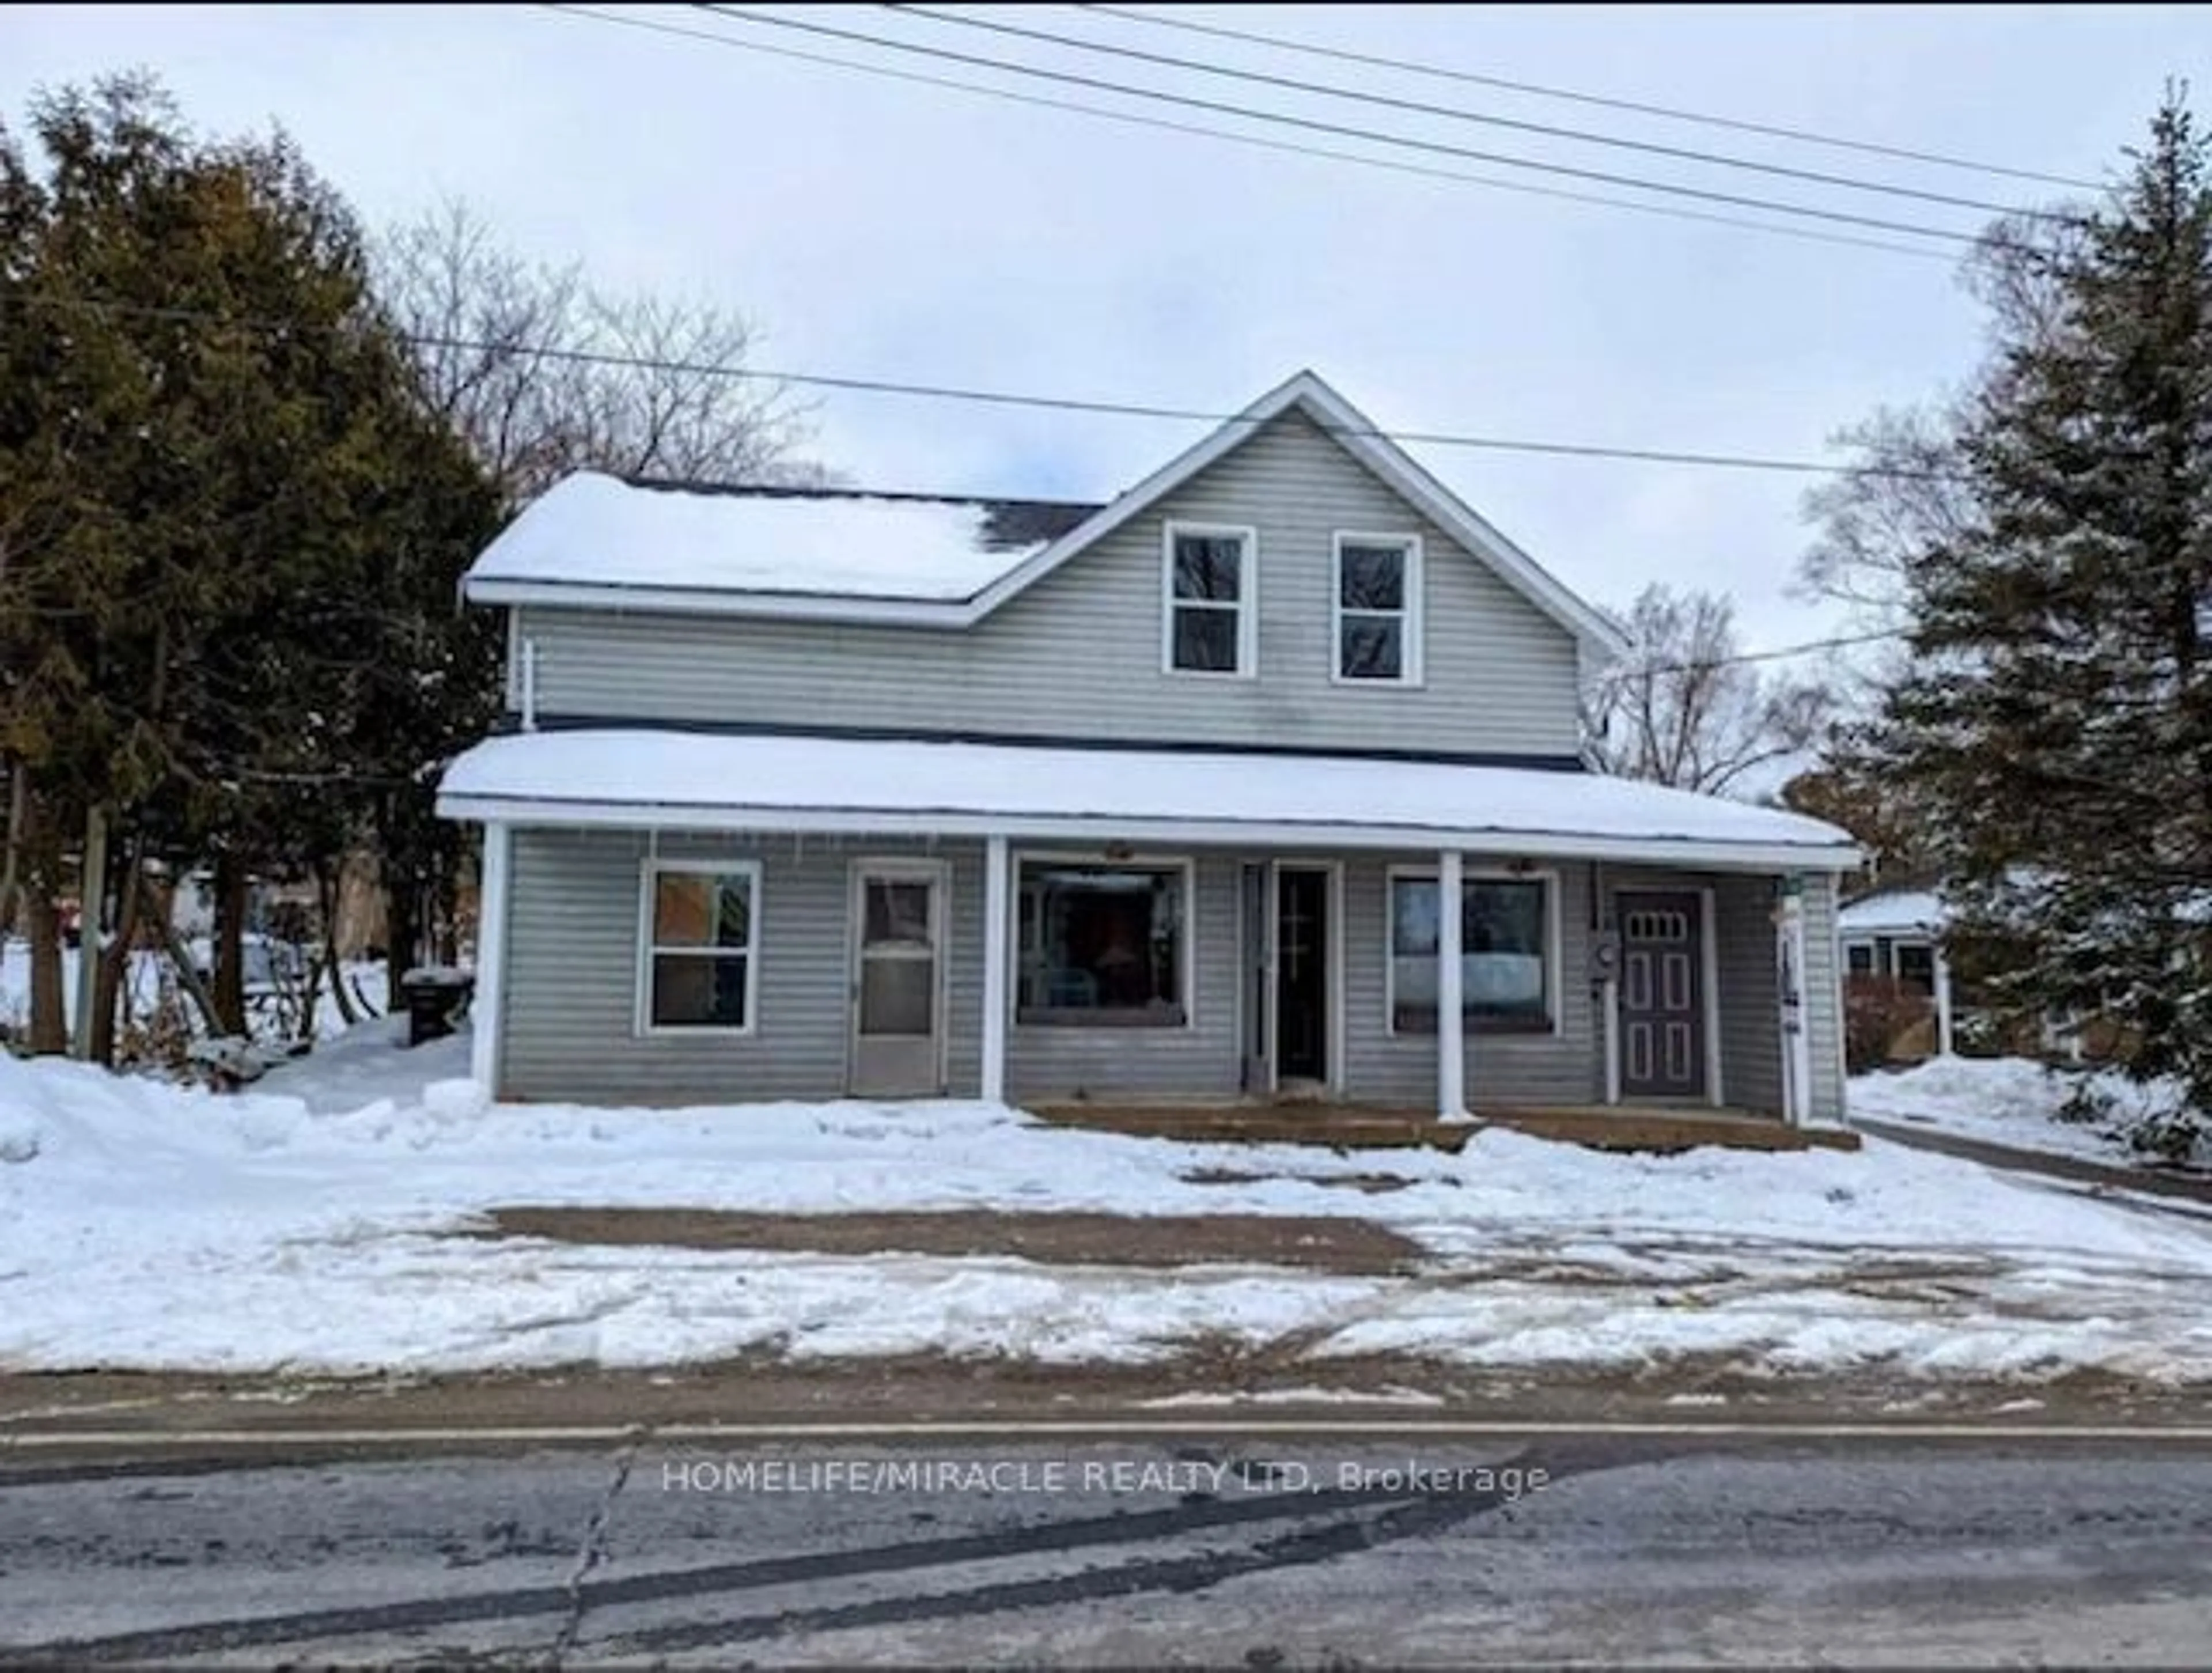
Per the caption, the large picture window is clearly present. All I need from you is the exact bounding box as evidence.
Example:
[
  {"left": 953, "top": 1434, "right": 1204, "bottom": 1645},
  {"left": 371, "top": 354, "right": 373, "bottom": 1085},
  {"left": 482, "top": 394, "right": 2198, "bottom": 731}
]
[
  {"left": 1334, "top": 534, "right": 1421, "bottom": 684},
  {"left": 1163, "top": 524, "right": 1254, "bottom": 676},
  {"left": 1018, "top": 861, "right": 1188, "bottom": 1026},
  {"left": 639, "top": 861, "right": 759, "bottom": 1032},
  {"left": 1389, "top": 873, "right": 1552, "bottom": 1034}
]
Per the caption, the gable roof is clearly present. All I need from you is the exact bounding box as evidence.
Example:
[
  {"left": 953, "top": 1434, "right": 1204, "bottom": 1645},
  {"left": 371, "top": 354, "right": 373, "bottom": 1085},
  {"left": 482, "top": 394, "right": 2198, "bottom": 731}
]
[
  {"left": 975, "top": 371, "right": 1627, "bottom": 653},
  {"left": 462, "top": 370, "right": 1628, "bottom": 653}
]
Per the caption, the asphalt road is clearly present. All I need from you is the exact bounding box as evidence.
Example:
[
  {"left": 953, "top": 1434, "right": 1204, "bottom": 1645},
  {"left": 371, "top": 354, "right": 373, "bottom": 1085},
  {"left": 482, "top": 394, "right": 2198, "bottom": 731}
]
[{"left": 3, "top": 1432, "right": 2209, "bottom": 1666}]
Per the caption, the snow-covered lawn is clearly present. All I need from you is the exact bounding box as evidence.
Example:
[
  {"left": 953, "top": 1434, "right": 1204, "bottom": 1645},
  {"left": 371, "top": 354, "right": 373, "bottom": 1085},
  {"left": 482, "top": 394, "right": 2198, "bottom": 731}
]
[
  {"left": 3, "top": 1026, "right": 2211, "bottom": 1384},
  {"left": 1853, "top": 1055, "right": 2212, "bottom": 1173}
]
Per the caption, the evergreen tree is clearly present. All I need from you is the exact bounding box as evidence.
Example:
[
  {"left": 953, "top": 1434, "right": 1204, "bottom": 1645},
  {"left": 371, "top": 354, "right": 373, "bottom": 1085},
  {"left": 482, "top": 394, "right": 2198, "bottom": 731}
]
[{"left": 1873, "top": 99, "right": 2212, "bottom": 1138}]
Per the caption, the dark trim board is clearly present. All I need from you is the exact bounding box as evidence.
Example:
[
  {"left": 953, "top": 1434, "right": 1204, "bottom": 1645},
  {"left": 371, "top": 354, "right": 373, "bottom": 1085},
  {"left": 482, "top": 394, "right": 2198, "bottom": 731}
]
[{"left": 502, "top": 712, "right": 1590, "bottom": 774}]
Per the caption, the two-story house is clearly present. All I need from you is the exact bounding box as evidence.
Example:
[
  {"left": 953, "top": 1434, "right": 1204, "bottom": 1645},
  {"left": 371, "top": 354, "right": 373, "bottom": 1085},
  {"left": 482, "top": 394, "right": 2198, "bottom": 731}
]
[{"left": 437, "top": 372, "right": 1856, "bottom": 1127}]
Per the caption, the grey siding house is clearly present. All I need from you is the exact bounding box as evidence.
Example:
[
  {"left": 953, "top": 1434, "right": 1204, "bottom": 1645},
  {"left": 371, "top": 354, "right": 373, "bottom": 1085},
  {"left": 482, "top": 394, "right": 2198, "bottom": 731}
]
[{"left": 440, "top": 373, "right": 1857, "bottom": 1125}]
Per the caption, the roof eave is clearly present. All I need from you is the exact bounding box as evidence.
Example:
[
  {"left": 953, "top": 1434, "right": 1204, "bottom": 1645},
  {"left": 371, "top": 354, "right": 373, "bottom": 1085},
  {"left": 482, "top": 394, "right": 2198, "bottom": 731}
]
[{"left": 436, "top": 789, "right": 1859, "bottom": 873}]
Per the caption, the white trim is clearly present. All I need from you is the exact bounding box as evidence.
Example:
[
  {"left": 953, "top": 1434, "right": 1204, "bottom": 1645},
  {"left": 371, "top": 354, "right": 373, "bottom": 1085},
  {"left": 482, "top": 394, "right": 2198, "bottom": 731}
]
[
  {"left": 1011, "top": 849, "right": 1198, "bottom": 1032},
  {"left": 465, "top": 575, "right": 978, "bottom": 626},
  {"left": 1271, "top": 859, "right": 1345, "bottom": 1097},
  {"left": 461, "top": 374, "right": 1631, "bottom": 658},
  {"left": 982, "top": 835, "right": 1011, "bottom": 1103},
  {"left": 469, "top": 822, "right": 511, "bottom": 1092},
  {"left": 1385, "top": 864, "right": 1565, "bottom": 1039},
  {"left": 1437, "top": 849, "right": 1465, "bottom": 1119},
  {"left": 445, "top": 796, "right": 1858, "bottom": 875},
  {"left": 844, "top": 856, "right": 952, "bottom": 1096},
  {"left": 1699, "top": 885, "right": 1724, "bottom": 1108},
  {"left": 1330, "top": 532, "right": 1424, "bottom": 687},
  {"left": 634, "top": 856, "right": 763, "bottom": 1036},
  {"left": 1160, "top": 521, "right": 1259, "bottom": 680},
  {"left": 1603, "top": 974, "right": 1622, "bottom": 1106},
  {"left": 518, "top": 638, "right": 539, "bottom": 732}
]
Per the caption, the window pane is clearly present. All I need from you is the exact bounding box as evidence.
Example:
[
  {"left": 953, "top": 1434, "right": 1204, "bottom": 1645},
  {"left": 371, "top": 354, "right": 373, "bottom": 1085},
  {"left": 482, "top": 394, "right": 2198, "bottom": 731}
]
[
  {"left": 859, "top": 957, "right": 934, "bottom": 1035},
  {"left": 864, "top": 880, "right": 932, "bottom": 949},
  {"left": 1465, "top": 880, "right": 1545, "bottom": 1019},
  {"left": 1392, "top": 879, "right": 1439, "bottom": 957},
  {"left": 1172, "top": 605, "right": 1241, "bottom": 672},
  {"left": 650, "top": 952, "right": 748, "bottom": 1027},
  {"left": 1389, "top": 877, "right": 1548, "bottom": 1029},
  {"left": 1339, "top": 616, "right": 1403, "bottom": 680},
  {"left": 654, "top": 871, "right": 750, "bottom": 948},
  {"left": 1895, "top": 943, "right": 1936, "bottom": 994},
  {"left": 1339, "top": 544, "right": 1405, "bottom": 610},
  {"left": 1017, "top": 864, "right": 1184, "bottom": 1023},
  {"left": 1172, "top": 533, "right": 1243, "bottom": 600}
]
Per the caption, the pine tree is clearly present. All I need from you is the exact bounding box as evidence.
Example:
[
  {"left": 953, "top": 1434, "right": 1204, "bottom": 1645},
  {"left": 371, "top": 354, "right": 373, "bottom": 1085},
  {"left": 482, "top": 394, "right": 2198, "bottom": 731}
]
[{"left": 1876, "top": 99, "right": 2212, "bottom": 1139}]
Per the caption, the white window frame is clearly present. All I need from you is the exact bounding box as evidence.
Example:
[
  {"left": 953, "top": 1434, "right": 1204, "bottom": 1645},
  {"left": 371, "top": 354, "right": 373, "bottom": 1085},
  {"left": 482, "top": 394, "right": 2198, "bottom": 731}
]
[
  {"left": 1161, "top": 521, "right": 1258, "bottom": 680},
  {"left": 1331, "top": 532, "right": 1423, "bottom": 687},
  {"left": 1384, "top": 864, "right": 1562, "bottom": 1038},
  {"left": 1013, "top": 850, "right": 1198, "bottom": 1031},
  {"left": 635, "top": 856, "right": 763, "bottom": 1036}
]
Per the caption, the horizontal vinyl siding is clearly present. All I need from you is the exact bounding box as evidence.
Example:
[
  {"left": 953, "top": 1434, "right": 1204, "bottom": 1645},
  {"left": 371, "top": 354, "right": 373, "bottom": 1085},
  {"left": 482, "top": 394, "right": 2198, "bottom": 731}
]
[
  {"left": 501, "top": 829, "right": 982, "bottom": 1105},
  {"left": 1714, "top": 873, "right": 1783, "bottom": 1118},
  {"left": 1341, "top": 856, "right": 1600, "bottom": 1108},
  {"left": 516, "top": 412, "right": 1583, "bottom": 758}
]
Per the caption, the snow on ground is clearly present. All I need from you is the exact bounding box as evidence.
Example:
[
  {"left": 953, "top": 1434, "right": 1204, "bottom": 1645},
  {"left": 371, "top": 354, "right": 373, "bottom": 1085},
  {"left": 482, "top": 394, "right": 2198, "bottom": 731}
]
[
  {"left": 1852, "top": 1055, "right": 2212, "bottom": 1172},
  {"left": 4, "top": 1027, "right": 2212, "bottom": 1383}
]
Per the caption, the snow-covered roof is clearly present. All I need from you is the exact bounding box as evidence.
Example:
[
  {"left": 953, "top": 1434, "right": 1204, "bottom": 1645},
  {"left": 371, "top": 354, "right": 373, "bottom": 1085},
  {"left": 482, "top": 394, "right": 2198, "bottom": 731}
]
[
  {"left": 461, "top": 373, "right": 1630, "bottom": 654},
  {"left": 1838, "top": 889, "right": 1946, "bottom": 937},
  {"left": 439, "top": 729, "right": 1859, "bottom": 870},
  {"left": 464, "top": 476, "right": 1099, "bottom": 606}
]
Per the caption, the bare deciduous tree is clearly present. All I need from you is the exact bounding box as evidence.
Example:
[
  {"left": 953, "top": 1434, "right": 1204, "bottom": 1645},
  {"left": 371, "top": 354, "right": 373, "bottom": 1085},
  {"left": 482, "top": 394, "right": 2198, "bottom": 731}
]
[
  {"left": 1584, "top": 585, "right": 1832, "bottom": 797},
  {"left": 377, "top": 200, "right": 820, "bottom": 500}
]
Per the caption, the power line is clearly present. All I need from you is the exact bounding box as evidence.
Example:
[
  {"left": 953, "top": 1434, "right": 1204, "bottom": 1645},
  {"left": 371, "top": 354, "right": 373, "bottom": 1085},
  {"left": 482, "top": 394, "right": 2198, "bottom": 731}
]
[
  {"left": 1077, "top": 3, "right": 2103, "bottom": 193},
  {"left": 10, "top": 289, "right": 1967, "bottom": 483},
  {"left": 543, "top": 3, "right": 1956, "bottom": 265},
  {"left": 691, "top": 3, "right": 1992, "bottom": 246},
  {"left": 882, "top": 2, "right": 2064, "bottom": 224}
]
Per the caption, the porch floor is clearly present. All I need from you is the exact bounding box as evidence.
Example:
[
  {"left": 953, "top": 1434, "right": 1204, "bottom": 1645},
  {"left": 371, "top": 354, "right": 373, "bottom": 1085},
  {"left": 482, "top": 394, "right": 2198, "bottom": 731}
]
[{"left": 1029, "top": 1100, "right": 1861, "bottom": 1155}]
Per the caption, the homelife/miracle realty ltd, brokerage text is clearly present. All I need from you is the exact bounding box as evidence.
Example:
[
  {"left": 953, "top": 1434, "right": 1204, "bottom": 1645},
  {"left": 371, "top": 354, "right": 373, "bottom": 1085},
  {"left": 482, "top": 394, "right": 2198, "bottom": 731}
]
[{"left": 659, "top": 1458, "right": 1554, "bottom": 1500}]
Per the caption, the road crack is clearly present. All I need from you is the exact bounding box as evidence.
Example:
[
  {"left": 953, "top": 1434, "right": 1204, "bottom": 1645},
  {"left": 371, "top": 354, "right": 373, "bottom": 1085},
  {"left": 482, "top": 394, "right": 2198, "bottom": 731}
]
[{"left": 549, "top": 1428, "right": 639, "bottom": 1666}]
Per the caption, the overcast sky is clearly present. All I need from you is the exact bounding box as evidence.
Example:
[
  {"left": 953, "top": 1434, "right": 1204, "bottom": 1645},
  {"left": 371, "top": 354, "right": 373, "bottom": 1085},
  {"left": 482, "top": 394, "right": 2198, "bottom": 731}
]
[{"left": 6, "top": 4, "right": 2204, "bottom": 650}]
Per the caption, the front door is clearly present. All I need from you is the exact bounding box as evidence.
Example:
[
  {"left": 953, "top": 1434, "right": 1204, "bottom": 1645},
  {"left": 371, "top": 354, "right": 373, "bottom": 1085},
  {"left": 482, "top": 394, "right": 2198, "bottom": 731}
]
[
  {"left": 1275, "top": 866, "right": 1329, "bottom": 1086},
  {"left": 1618, "top": 890, "right": 1706, "bottom": 1100},
  {"left": 848, "top": 862, "right": 946, "bottom": 1097}
]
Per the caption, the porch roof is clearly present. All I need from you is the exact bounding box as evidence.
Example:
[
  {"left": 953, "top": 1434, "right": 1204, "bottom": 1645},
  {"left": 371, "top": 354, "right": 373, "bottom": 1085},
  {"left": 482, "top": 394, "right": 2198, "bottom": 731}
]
[{"left": 438, "top": 728, "right": 1860, "bottom": 872}]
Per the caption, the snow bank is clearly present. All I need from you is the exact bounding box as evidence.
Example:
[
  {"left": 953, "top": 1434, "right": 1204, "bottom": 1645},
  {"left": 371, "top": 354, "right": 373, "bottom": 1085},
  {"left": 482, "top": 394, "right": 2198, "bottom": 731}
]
[{"left": 1853, "top": 1055, "right": 2211, "bottom": 1171}]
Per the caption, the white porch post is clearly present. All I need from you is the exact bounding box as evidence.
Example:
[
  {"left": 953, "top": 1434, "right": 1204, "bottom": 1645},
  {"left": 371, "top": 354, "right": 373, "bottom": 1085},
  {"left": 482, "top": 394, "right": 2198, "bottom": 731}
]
[
  {"left": 1777, "top": 885, "right": 1814, "bottom": 1128},
  {"left": 469, "top": 821, "right": 512, "bottom": 1093},
  {"left": 1933, "top": 941, "right": 1956, "bottom": 1058},
  {"left": 1438, "top": 849, "right": 1465, "bottom": 1119},
  {"left": 981, "top": 834, "right": 1011, "bottom": 1105}
]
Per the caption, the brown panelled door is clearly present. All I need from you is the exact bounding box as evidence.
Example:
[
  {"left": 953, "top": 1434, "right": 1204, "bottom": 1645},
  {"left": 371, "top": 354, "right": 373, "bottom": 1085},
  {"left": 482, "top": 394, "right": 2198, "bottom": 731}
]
[{"left": 1618, "top": 891, "right": 1706, "bottom": 1100}]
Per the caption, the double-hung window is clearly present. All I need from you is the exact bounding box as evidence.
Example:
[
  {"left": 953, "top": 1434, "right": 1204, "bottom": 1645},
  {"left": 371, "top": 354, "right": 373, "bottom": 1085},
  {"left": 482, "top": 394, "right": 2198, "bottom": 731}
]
[
  {"left": 639, "top": 860, "right": 759, "bottom": 1032},
  {"left": 1334, "top": 534, "right": 1421, "bottom": 684},
  {"left": 1388, "top": 871, "right": 1553, "bottom": 1034},
  {"left": 1164, "top": 523, "right": 1255, "bottom": 676}
]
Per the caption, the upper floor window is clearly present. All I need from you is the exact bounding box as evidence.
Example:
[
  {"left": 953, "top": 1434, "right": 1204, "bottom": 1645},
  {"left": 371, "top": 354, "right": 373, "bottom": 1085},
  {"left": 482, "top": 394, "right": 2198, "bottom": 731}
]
[
  {"left": 1163, "top": 523, "right": 1256, "bottom": 677},
  {"left": 1334, "top": 533, "right": 1422, "bottom": 684}
]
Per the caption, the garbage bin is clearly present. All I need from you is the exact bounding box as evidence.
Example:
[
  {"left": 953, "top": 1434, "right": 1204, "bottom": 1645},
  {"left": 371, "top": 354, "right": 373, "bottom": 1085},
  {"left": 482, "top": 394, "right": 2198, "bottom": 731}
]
[{"left": 399, "top": 966, "right": 476, "bottom": 1047}]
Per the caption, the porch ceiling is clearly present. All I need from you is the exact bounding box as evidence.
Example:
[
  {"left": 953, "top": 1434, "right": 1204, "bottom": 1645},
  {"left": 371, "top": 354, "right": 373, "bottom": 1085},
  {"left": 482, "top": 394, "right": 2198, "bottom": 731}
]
[{"left": 438, "top": 728, "right": 1859, "bottom": 873}]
